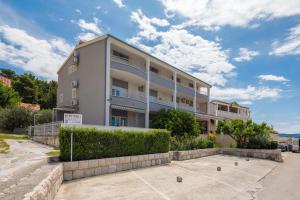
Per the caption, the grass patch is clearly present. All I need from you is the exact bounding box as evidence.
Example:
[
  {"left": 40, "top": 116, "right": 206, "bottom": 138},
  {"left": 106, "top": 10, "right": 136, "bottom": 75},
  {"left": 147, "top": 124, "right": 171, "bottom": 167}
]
[
  {"left": 0, "top": 133, "right": 29, "bottom": 140},
  {"left": 46, "top": 150, "right": 60, "bottom": 156},
  {"left": 0, "top": 139, "right": 9, "bottom": 153},
  {"left": 0, "top": 133, "right": 29, "bottom": 154}
]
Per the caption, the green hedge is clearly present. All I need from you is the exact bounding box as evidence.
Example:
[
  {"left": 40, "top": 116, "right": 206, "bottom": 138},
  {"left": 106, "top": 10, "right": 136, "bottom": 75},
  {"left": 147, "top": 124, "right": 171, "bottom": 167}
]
[
  {"left": 170, "top": 135, "right": 214, "bottom": 151},
  {"left": 59, "top": 127, "right": 170, "bottom": 161}
]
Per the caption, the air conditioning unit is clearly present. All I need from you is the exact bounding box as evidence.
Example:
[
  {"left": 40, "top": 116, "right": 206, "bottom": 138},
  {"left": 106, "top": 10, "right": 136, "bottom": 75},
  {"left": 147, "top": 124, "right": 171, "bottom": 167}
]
[
  {"left": 73, "top": 50, "right": 79, "bottom": 65},
  {"left": 71, "top": 99, "right": 79, "bottom": 106},
  {"left": 72, "top": 80, "right": 79, "bottom": 88}
]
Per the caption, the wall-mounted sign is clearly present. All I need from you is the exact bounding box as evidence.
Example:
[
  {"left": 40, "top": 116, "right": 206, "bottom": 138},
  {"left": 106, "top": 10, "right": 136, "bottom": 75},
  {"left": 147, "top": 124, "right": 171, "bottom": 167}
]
[{"left": 64, "top": 113, "right": 82, "bottom": 125}]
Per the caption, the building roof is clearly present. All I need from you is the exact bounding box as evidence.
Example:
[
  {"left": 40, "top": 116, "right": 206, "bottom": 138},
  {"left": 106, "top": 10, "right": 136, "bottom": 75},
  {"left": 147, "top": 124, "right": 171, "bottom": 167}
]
[
  {"left": 20, "top": 103, "right": 40, "bottom": 111},
  {"left": 211, "top": 100, "right": 250, "bottom": 109},
  {"left": 57, "top": 34, "right": 211, "bottom": 88}
]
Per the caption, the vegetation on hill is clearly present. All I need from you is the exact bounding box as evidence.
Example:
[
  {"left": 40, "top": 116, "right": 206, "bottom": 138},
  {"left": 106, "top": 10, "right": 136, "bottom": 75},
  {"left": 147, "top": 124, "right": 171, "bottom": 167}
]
[{"left": 0, "top": 68, "right": 57, "bottom": 109}]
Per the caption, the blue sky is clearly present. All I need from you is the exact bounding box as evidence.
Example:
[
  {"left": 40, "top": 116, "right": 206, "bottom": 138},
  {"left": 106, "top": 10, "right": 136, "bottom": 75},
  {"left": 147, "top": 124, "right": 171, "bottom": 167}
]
[{"left": 0, "top": 0, "right": 299, "bottom": 133}]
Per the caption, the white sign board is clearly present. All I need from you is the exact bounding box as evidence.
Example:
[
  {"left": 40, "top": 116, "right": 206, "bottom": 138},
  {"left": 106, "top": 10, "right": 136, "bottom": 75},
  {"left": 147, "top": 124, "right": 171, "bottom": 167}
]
[{"left": 64, "top": 113, "right": 82, "bottom": 125}]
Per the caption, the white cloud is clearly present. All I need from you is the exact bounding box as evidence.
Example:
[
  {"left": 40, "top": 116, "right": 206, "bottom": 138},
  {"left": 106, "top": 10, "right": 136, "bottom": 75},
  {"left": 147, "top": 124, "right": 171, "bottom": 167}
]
[
  {"left": 74, "top": 17, "right": 103, "bottom": 42},
  {"left": 130, "top": 9, "right": 169, "bottom": 40},
  {"left": 161, "top": 0, "right": 300, "bottom": 30},
  {"left": 258, "top": 74, "right": 289, "bottom": 82},
  {"left": 77, "top": 18, "right": 102, "bottom": 35},
  {"left": 0, "top": 25, "right": 72, "bottom": 80},
  {"left": 239, "top": 101, "right": 253, "bottom": 105},
  {"left": 270, "top": 24, "right": 300, "bottom": 56},
  {"left": 234, "top": 48, "right": 260, "bottom": 62},
  {"left": 296, "top": 116, "right": 300, "bottom": 119},
  {"left": 75, "top": 9, "right": 81, "bottom": 14},
  {"left": 96, "top": 6, "right": 101, "bottom": 10},
  {"left": 275, "top": 122, "right": 300, "bottom": 133},
  {"left": 211, "top": 86, "right": 282, "bottom": 101},
  {"left": 129, "top": 10, "right": 233, "bottom": 86},
  {"left": 76, "top": 32, "right": 97, "bottom": 41},
  {"left": 113, "top": 0, "right": 125, "bottom": 8}
]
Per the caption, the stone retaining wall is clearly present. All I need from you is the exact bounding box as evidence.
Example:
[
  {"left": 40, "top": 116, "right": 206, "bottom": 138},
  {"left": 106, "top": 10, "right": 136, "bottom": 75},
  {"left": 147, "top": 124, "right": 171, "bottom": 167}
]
[
  {"left": 63, "top": 152, "right": 170, "bottom": 181},
  {"left": 221, "top": 148, "right": 283, "bottom": 162},
  {"left": 32, "top": 136, "right": 59, "bottom": 147},
  {"left": 23, "top": 164, "right": 63, "bottom": 200},
  {"left": 171, "top": 148, "right": 221, "bottom": 161}
]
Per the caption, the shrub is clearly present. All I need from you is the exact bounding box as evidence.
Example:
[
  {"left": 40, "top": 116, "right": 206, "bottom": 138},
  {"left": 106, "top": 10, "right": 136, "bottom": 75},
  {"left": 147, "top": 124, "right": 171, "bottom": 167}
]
[
  {"left": 59, "top": 128, "right": 170, "bottom": 161},
  {"left": 170, "top": 135, "right": 214, "bottom": 151},
  {"left": 150, "top": 109, "right": 203, "bottom": 137},
  {"left": 0, "top": 107, "right": 32, "bottom": 132},
  {"left": 270, "top": 141, "right": 278, "bottom": 149},
  {"left": 208, "top": 133, "right": 217, "bottom": 142},
  {"left": 217, "top": 119, "right": 273, "bottom": 149}
]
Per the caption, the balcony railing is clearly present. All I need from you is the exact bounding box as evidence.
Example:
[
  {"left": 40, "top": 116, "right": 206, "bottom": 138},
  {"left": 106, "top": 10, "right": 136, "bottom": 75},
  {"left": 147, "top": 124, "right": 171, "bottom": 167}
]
[
  {"left": 177, "top": 103, "right": 194, "bottom": 112},
  {"left": 111, "top": 88, "right": 146, "bottom": 102},
  {"left": 149, "top": 96, "right": 174, "bottom": 107},
  {"left": 216, "top": 110, "right": 250, "bottom": 118},
  {"left": 112, "top": 55, "right": 145, "bottom": 73}
]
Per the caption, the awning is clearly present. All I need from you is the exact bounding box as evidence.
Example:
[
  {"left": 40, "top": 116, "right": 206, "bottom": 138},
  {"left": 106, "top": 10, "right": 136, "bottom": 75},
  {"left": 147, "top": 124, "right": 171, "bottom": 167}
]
[{"left": 111, "top": 104, "right": 145, "bottom": 114}]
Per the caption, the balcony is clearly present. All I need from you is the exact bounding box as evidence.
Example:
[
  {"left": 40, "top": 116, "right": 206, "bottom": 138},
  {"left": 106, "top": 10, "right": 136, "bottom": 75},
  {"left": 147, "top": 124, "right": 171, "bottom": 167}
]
[
  {"left": 111, "top": 55, "right": 146, "bottom": 79},
  {"left": 216, "top": 110, "right": 250, "bottom": 120},
  {"left": 149, "top": 96, "right": 174, "bottom": 111},
  {"left": 196, "top": 91, "right": 209, "bottom": 101},
  {"left": 150, "top": 72, "right": 175, "bottom": 90},
  {"left": 177, "top": 103, "right": 194, "bottom": 113},
  {"left": 176, "top": 84, "right": 194, "bottom": 97},
  {"left": 111, "top": 88, "right": 147, "bottom": 110}
]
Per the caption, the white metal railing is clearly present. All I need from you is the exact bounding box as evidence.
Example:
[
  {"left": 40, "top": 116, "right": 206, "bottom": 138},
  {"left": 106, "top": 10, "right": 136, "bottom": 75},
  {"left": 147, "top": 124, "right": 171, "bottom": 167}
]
[
  {"left": 112, "top": 55, "right": 145, "bottom": 73},
  {"left": 150, "top": 96, "right": 174, "bottom": 107},
  {"left": 28, "top": 121, "right": 63, "bottom": 137},
  {"left": 216, "top": 110, "right": 250, "bottom": 119},
  {"left": 112, "top": 87, "right": 146, "bottom": 101}
]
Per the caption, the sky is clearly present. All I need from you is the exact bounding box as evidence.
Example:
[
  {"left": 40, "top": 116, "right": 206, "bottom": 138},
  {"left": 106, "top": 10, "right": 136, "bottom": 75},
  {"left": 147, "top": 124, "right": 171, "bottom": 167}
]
[{"left": 0, "top": 0, "right": 299, "bottom": 133}]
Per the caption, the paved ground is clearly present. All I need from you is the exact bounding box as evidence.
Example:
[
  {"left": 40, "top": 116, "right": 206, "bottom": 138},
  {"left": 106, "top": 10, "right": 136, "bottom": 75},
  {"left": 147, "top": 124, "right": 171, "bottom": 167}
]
[
  {"left": 0, "top": 139, "right": 54, "bottom": 200},
  {"left": 257, "top": 152, "right": 300, "bottom": 200},
  {"left": 55, "top": 155, "right": 278, "bottom": 200}
]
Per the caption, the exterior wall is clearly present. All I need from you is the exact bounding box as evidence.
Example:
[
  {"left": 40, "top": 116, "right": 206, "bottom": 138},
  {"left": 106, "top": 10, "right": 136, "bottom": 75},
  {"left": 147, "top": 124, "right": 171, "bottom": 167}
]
[
  {"left": 127, "top": 112, "right": 145, "bottom": 127},
  {"left": 172, "top": 148, "right": 221, "bottom": 161},
  {"left": 63, "top": 153, "right": 170, "bottom": 181},
  {"left": 57, "top": 40, "right": 107, "bottom": 125},
  {"left": 23, "top": 164, "right": 63, "bottom": 200},
  {"left": 32, "top": 136, "right": 59, "bottom": 147}
]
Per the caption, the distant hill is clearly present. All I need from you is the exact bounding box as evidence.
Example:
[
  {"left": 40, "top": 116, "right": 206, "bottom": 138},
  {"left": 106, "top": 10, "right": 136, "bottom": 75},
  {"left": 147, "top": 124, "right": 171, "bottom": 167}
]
[{"left": 279, "top": 133, "right": 300, "bottom": 138}]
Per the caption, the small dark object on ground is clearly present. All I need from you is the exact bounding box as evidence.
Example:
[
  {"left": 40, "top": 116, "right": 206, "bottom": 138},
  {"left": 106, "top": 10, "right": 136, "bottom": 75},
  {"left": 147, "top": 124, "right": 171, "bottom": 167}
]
[
  {"left": 217, "top": 166, "right": 221, "bottom": 171},
  {"left": 246, "top": 158, "right": 250, "bottom": 161},
  {"left": 177, "top": 176, "right": 183, "bottom": 182},
  {"left": 234, "top": 162, "right": 238, "bottom": 166}
]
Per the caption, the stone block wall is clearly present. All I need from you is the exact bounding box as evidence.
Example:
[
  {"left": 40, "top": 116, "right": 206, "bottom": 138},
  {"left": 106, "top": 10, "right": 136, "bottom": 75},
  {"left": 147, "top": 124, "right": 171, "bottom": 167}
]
[
  {"left": 171, "top": 148, "right": 221, "bottom": 161},
  {"left": 63, "top": 152, "right": 170, "bottom": 181},
  {"left": 221, "top": 148, "right": 283, "bottom": 162},
  {"left": 32, "top": 136, "right": 59, "bottom": 147},
  {"left": 23, "top": 164, "right": 63, "bottom": 200}
]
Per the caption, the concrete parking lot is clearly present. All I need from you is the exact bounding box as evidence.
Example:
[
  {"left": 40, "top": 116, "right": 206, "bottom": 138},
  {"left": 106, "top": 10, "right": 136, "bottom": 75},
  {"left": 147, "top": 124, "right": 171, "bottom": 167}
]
[{"left": 55, "top": 155, "right": 278, "bottom": 200}]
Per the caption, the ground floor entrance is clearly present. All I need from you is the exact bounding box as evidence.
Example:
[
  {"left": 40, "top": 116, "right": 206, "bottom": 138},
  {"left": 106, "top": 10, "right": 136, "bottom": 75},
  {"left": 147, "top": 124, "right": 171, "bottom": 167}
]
[{"left": 110, "top": 107, "right": 145, "bottom": 128}]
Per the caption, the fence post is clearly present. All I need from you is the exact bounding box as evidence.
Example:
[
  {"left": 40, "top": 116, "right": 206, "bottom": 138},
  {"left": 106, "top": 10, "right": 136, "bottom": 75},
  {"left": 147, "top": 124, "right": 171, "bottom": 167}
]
[{"left": 70, "top": 131, "right": 73, "bottom": 162}]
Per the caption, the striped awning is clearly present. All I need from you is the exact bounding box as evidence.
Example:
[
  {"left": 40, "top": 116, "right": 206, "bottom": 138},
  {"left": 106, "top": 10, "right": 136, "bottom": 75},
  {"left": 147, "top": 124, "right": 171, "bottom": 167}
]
[{"left": 111, "top": 104, "right": 145, "bottom": 114}]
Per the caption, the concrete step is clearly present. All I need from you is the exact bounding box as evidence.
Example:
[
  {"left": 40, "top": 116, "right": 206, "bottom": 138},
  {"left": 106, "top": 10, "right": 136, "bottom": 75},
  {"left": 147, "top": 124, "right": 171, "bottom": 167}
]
[{"left": 0, "top": 163, "right": 58, "bottom": 200}]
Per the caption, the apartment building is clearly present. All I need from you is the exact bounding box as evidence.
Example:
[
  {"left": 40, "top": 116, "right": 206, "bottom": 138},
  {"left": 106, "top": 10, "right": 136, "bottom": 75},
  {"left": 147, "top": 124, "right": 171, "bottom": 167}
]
[
  {"left": 56, "top": 34, "right": 248, "bottom": 133},
  {"left": 210, "top": 100, "right": 251, "bottom": 121}
]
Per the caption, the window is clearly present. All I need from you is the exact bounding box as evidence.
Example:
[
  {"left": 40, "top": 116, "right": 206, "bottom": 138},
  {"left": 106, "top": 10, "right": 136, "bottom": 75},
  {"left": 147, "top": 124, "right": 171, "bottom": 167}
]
[
  {"left": 112, "top": 86, "right": 127, "bottom": 97},
  {"left": 138, "top": 86, "right": 144, "bottom": 92},
  {"left": 72, "top": 88, "right": 77, "bottom": 99},
  {"left": 111, "top": 116, "right": 128, "bottom": 126},
  {"left": 59, "top": 93, "right": 63, "bottom": 103},
  {"left": 150, "top": 89, "right": 158, "bottom": 97},
  {"left": 189, "top": 83, "right": 194, "bottom": 88},
  {"left": 176, "top": 78, "right": 181, "bottom": 83},
  {"left": 113, "top": 50, "right": 129, "bottom": 61},
  {"left": 150, "top": 66, "right": 159, "bottom": 74},
  {"left": 68, "top": 65, "right": 77, "bottom": 75}
]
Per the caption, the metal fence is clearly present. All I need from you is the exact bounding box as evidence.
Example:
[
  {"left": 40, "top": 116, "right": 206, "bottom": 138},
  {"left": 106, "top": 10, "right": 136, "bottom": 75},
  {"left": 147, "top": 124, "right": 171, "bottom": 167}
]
[{"left": 28, "top": 121, "right": 63, "bottom": 137}]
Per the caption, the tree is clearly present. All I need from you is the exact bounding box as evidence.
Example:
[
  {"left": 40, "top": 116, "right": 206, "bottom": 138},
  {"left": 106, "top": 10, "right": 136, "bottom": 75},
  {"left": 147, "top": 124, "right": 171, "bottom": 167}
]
[
  {"left": 34, "top": 109, "right": 53, "bottom": 124},
  {"left": 0, "top": 68, "right": 16, "bottom": 80},
  {"left": 151, "top": 109, "right": 203, "bottom": 137},
  {"left": 0, "top": 107, "right": 32, "bottom": 132},
  {"left": 217, "top": 119, "right": 272, "bottom": 148},
  {"left": 0, "top": 83, "right": 21, "bottom": 108},
  {"left": 13, "top": 73, "right": 37, "bottom": 103}
]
